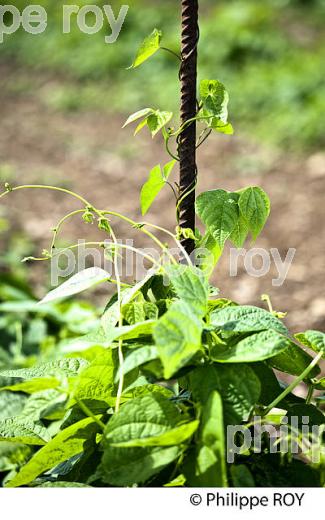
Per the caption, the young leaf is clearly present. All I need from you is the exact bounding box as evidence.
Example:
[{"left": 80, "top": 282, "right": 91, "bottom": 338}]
[
  {"left": 200, "top": 80, "right": 229, "bottom": 122},
  {"left": 140, "top": 160, "right": 176, "bottom": 215},
  {"left": 195, "top": 190, "right": 239, "bottom": 248},
  {"left": 147, "top": 110, "right": 173, "bottom": 137},
  {"left": 101, "top": 271, "right": 155, "bottom": 332},
  {"left": 210, "top": 329, "right": 292, "bottom": 363},
  {"left": 0, "top": 417, "right": 51, "bottom": 445},
  {"left": 238, "top": 187, "right": 270, "bottom": 240},
  {"left": 128, "top": 28, "right": 162, "bottom": 69},
  {"left": 199, "top": 80, "right": 234, "bottom": 134},
  {"left": 153, "top": 301, "right": 203, "bottom": 379},
  {"left": 6, "top": 417, "right": 101, "bottom": 487},
  {"left": 210, "top": 305, "right": 288, "bottom": 335},
  {"left": 39, "top": 267, "right": 111, "bottom": 305},
  {"left": 122, "top": 108, "right": 154, "bottom": 128}
]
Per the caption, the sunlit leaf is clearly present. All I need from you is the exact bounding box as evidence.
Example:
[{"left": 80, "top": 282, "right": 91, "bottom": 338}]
[{"left": 128, "top": 28, "right": 162, "bottom": 69}]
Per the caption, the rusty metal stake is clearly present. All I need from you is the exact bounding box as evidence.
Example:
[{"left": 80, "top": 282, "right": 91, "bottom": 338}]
[{"left": 178, "top": 0, "right": 199, "bottom": 255}]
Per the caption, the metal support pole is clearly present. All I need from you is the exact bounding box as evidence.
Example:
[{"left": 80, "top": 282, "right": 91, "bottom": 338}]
[{"left": 178, "top": 0, "right": 199, "bottom": 255}]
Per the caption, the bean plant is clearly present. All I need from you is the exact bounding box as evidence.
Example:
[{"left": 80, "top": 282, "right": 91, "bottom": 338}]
[{"left": 0, "top": 25, "right": 324, "bottom": 488}]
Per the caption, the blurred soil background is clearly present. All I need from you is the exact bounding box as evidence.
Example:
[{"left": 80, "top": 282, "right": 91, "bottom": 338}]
[{"left": 0, "top": 0, "right": 324, "bottom": 332}]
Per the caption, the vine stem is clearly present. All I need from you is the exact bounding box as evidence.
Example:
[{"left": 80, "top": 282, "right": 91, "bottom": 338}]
[
  {"left": 0, "top": 184, "right": 90, "bottom": 206},
  {"left": 263, "top": 351, "right": 323, "bottom": 416},
  {"left": 305, "top": 384, "right": 314, "bottom": 405},
  {"left": 50, "top": 209, "right": 85, "bottom": 250},
  {"left": 1, "top": 185, "right": 183, "bottom": 265},
  {"left": 75, "top": 398, "right": 105, "bottom": 431},
  {"left": 110, "top": 226, "right": 124, "bottom": 414}
]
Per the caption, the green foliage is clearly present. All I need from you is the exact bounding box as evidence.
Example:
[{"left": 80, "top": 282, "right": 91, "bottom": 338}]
[
  {"left": 128, "top": 28, "right": 162, "bottom": 69},
  {"left": 140, "top": 160, "right": 176, "bottom": 215}
]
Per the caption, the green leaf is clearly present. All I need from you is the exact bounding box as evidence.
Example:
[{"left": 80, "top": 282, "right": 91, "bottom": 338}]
[
  {"left": 116, "top": 346, "right": 158, "bottom": 383},
  {"left": 189, "top": 364, "right": 261, "bottom": 424},
  {"left": 70, "top": 350, "right": 116, "bottom": 404},
  {"left": 197, "top": 232, "right": 223, "bottom": 275},
  {"left": 0, "top": 391, "right": 27, "bottom": 420},
  {"left": 123, "top": 301, "right": 146, "bottom": 324},
  {"left": 229, "top": 215, "right": 249, "bottom": 247},
  {"left": 128, "top": 28, "right": 162, "bottom": 69},
  {"left": 147, "top": 110, "right": 173, "bottom": 137},
  {"left": 211, "top": 329, "right": 291, "bottom": 363},
  {"left": 295, "top": 330, "right": 325, "bottom": 357},
  {"left": 210, "top": 119, "right": 234, "bottom": 135},
  {"left": 101, "top": 272, "right": 155, "bottom": 332},
  {"left": 63, "top": 321, "right": 154, "bottom": 353},
  {"left": 99, "top": 393, "right": 185, "bottom": 485},
  {"left": 192, "top": 391, "right": 228, "bottom": 487},
  {"left": 251, "top": 363, "right": 282, "bottom": 406},
  {"left": 111, "top": 421, "right": 199, "bottom": 447},
  {"left": 0, "top": 358, "right": 88, "bottom": 380},
  {"left": 0, "top": 442, "right": 31, "bottom": 473},
  {"left": 200, "top": 80, "right": 230, "bottom": 123},
  {"left": 164, "top": 474, "right": 186, "bottom": 487},
  {"left": 154, "top": 301, "right": 203, "bottom": 379},
  {"left": 210, "top": 305, "right": 288, "bottom": 335},
  {"left": 166, "top": 265, "right": 209, "bottom": 317},
  {"left": 39, "top": 268, "right": 111, "bottom": 305},
  {"left": 6, "top": 417, "right": 101, "bottom": 487},
  {"left": 0, "top": 418, "right": 51, "bottom": 445},
  {"left": 1, "top": 378, "right": 60, "bottom": 394},
  {"left": 238, "top": 187, "right": 270, "bottom": 240},
  {"left": 144, "top": 302, "right": 159, "bottom": 320},
  {"left": 140, "top": 160, "right": 176, "bottom": 215},
  {"left": 21, "top": 390, "right": 67, "bottom": 421},
  {"left": 268, "top": 343, "right": 321, "bottom": 377},
  {"left": 195, "top": 190, "right": 239, "bottom": 248},
  {"left": 122, "top": 108, "right": 154, "bottom": 128}
]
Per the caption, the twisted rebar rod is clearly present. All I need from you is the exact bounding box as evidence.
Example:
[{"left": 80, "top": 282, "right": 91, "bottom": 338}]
[{"left": 178, "top": 0, "right": 199, "bottom": 255}]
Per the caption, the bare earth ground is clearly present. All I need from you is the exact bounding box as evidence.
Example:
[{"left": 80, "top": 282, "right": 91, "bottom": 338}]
[{"left": 0, "top": 63, "right": 324, "bottom": 333}]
